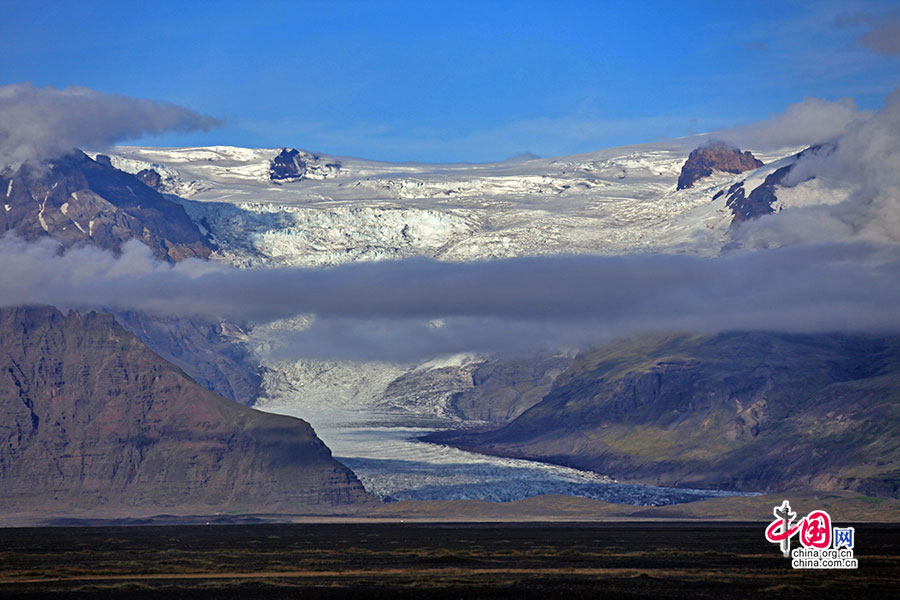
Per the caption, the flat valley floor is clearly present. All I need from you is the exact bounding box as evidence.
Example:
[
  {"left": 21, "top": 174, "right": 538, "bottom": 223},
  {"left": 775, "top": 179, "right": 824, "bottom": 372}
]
[{"left": 1, "top": 523, "right": 898, "bottom": 599}]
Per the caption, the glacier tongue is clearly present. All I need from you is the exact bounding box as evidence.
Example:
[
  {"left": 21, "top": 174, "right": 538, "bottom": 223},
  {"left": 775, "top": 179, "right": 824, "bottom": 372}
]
[{"left": 258, "top": 402, "right": 751, "bottom": 506}]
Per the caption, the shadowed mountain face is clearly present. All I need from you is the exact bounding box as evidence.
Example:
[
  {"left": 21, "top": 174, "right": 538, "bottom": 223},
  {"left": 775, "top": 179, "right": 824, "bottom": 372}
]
[
  {"left": 429, "top": 332, "right": 900, "bottom": 498},
  {"left": 114, "top": 311, "right": 262, "bottom": 406},
  {"left": 450, "top": 354, "right": 574, "bottom": 423},
  {"left": 677, "top": 143, "right": 763, "bottom": 190},
  {"left": 0, "top": 151, "right": 213, "bottom": 262},
  {"left": 0, "top": 306, "right": 374, "bottom": 516}
]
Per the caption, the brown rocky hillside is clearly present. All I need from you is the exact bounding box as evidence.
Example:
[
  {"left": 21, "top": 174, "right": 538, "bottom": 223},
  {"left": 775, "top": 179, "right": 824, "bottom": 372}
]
[{"left": 0, "top": 305, "right": 374, "bottom": 517}]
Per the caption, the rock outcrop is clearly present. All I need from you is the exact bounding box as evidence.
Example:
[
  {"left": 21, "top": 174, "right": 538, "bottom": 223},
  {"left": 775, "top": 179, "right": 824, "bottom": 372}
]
[
  {"left": 0, "top": 305, "right": 374, "bottom": 516},
  {"left": 135, "top": 168, "right": 163, "bottom": 191},
  {"left": 450, "top": 355, "right": 574, "bottom": 423},
  {"left": 677, "top": 142, "right": 763, "bottom": 190},
  {"left": 429, "top": 332, "right": 900, "bottom": 498},
  {"left": 269, "top": 148, "right": 341, "bottom": 182},
  {"left": 0, "top": 151, "right": 214, "bottom": 262}
]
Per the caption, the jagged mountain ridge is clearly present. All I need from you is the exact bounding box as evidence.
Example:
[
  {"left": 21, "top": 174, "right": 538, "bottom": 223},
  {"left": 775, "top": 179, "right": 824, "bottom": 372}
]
[
  {"left": 721, "top": 144, "right": 832, "bottom": 226},
  {"left": 0, "top": 305, "right": 374, "bottom": 516}
]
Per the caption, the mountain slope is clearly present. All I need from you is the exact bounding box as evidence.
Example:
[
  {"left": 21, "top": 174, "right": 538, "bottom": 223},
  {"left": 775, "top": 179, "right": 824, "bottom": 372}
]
[
  {"left": 428, "top": 332, "right": 900, "bottom": 498},
  {"left": 115, "top": 311, "right": 262, "bottom": 406},
  {"left": 0, "top": 151, "right": 213, "bottom": 262},
  {"left": 0, "top": 305, "right": 374, "bottom": 516}
]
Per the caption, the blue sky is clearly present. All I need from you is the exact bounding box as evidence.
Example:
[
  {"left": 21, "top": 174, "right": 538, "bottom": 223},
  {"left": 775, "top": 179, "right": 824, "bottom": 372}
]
[{"left": 2, "top": 0, "right": 898, "bottom": 162}]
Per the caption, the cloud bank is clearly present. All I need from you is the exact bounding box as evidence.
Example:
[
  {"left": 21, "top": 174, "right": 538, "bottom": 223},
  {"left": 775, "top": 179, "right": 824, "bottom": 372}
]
[
  {"left": 0, "top": 235, "right": 898, "bottom": 361},
  {"left": 0, "top": 83, "right": 222, "bottom": 169},
  {"left": 835, "top": 10, "right": 900, "bottom": 57},
  {"left": 731, "top": 88, "right": 900, "bottom": 248},
  {"left": 717, "top": 96, "right": 865, "bottom": 150}
]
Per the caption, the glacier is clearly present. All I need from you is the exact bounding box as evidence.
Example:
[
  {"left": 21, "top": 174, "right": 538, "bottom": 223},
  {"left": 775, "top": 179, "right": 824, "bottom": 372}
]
[{"left": 98, "top": 139, "right": 810, "bottom": 505}]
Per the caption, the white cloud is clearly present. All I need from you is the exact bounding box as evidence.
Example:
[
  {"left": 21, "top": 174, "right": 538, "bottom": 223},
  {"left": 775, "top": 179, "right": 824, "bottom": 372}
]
[
  {"left": 717, "top": 96, "right": 866, "bottom": 150},
  {"left": 0, "top": 235, "right": 898, "bottom": 361},
  {"left": 0, "top": 83, "right": 221, "bottom": 169}
]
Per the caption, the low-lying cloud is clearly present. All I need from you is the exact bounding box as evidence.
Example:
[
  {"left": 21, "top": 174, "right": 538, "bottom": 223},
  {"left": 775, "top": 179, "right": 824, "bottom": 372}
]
[
  {"left": 1, "top": 235, "right": 898, "bottom": 361},
  {"left": 0, "top": 83, "right": 221, "bottom": 169}
]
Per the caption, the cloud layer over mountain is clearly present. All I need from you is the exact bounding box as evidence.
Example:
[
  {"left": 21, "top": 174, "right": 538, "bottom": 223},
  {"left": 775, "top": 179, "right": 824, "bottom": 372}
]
[
  {"left": 0, "top": 83, "right": 221, "bottom": 169},
  {"left": 1, "top": 87, "right": 899, "bottom": 360},
  {"left": 0, "top": 235, "right": 897, "bottom": 360},
  {"left": 731, "top": 88, "right": 900, "bottom": 248},
  {"left": 718, "top": 96, "right": 865, "bottom": 150}
]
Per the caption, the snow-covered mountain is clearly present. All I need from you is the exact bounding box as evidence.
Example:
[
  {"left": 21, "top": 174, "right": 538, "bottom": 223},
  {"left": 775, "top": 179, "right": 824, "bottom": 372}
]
[{"left": 99, "top": 141, "right": 801, "bottom": 268}]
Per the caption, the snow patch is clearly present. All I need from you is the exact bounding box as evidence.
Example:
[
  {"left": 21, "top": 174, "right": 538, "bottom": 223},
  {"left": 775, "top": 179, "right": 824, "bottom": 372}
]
[
  {"left": 414, "top": 353, "right": 482, "bottom": 372},
  {"left": 37, "top": 195, "right": 48, "bottom": 232}
]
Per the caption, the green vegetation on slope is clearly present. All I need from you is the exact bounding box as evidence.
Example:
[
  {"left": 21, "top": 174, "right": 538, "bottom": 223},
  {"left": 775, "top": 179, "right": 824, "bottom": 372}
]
[{"left": 431, "top": 332, "right": 900, "bottom": 498}]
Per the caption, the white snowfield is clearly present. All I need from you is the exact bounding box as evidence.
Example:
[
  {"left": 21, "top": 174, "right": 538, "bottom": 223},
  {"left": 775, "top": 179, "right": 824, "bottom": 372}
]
[
  {"left": 101, "top": 140, "right": 806, "bottom": 503},
  {"left": 104, "top": 142, "right": 802, "bottom": 267}
]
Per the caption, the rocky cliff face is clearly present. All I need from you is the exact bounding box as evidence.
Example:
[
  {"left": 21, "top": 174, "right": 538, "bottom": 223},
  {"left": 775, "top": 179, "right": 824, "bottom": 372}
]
[
  {"left": 677, "top": 143, "right": 763, "bottom": 190},
  {"left": 0, "top": 306, "right": 374, "bottom": 516},
  {"left": 135, "top": 168, "right": 163, "bottom": 191},
  {"left": 430, "top": 332, "right": 900, "bottom": 498},
  {"left": 0, "top": 151, "right": 213, "bottom": 262}
]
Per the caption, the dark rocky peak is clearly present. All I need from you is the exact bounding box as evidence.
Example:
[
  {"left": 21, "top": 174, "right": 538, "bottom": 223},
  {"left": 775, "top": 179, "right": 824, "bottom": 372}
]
[
  {"left": 269, "top": 147, "right": 341, "bottom": 182},
  {"left": 724, "top": 166, "right": 790, "bottom": 223},
  {"left": 0, "top": 150, "right": 213, "bottom": 262},
  {"left": 270, "top": 148, "right": 307, "bottom": 180},
  {"left": 677, "top": 142, "right": 763, "bottom": 190}
]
